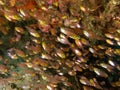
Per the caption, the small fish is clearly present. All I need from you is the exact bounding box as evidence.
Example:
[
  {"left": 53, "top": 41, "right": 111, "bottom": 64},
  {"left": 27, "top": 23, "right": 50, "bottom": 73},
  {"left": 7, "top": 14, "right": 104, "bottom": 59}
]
[
  {"left": 89, "top": 47, "right": 95, "bottom": 53},
  {"left": 73, "top": 65, "right": 82, "bottom": 72},
  {"left": 80, "top": 6, "right": 86, "bottom": 12},
  {"left": 79, "top": 76, "right": 90, "bottom": 86},
  {"left": 89, "top": 78, "right": 102, "bottom": 89},
  {"left": 0, "top": 65, "right": 8, "bottom": 73},
  {"left": 105, "top": 33, "right": 114, "bottom": 39},
  {"left": 31, "top": 38, "right": 41, "bottom": 44},
  {"left": 22, "top": 85, "right": 31, "bottom": 89},
  {"left": 68, "top": 70, "right": 76, "bottom": 76},
  {"left": 97, "top": 45, "right": 107, "bottom": 49},
  {"left": 108, "top": 60, "right": 115, "bottom": 67},
  {"left": 15, "top": 49, "right": 26, "bottom": 58},
  {"left": 99, "top": 63, "right": 113, "bottom": 72},
  {"left": 26, "top": 26, "right": 40, "bottom": 38},
  {"left": 117, "top": 41, "right": 120, "bottom": 46},
  {"left": 115, "top": 81, "right": 120, "bottom": 86},
  {"left": 25, "top": 62, "right": 33, "bottom": 68},
  {"left": 113, "top": 36, "right": 119, "bottom": 41},
  {"left": 65, "top": 60, "right": 74, "bottom": 68},
  {"left": 106, "top": 39, "right": 114, "bottom": 45},
  {"left": 0, "top": 0, "right": 4, "bottom": 5},
  {"left": 7, "top": 48, "right": 18, "bottom": 59},
  {"left": 41, "top": 53, "right": 52, "bottom": 60},
  {"left": 117, "top": 29, "right": 120, "bottom": 33},
  {"left": 105, "top": 48, "right": 114, "bottom": 56},
  {"left": 60, "top": 27, "right": 80, "bottom": 39},
  {"left": 93, "top": 68, "right": 108, "bottom": 78},
  {"left": 63, "top": 81, "right": 72, "bottom": 86},
  {"left": 42, "top": 41, "right": 51, "bottom": 53},
  {"left": 57, "top": 34, "right": 70, "bottom": 45},
  {"left": 81, "top": 38, "right": 89, "bottom": 46},
  {"left": 114, "top": 49, "right": 120, "bottom": 55},
  {"left": 56, "top": 49, "right": 66, "bottom": 59},
  {"left": 4, "top": 9, "right": 21, "bottom": 21},
  {"left": 39, "top": 60, "right": 49, "bottom": 67},
  {"left": 73, "top": 48, "right": 82, "bottom": 56},
  {"left": 15, "top": 27, "right": 25, "bottom": 34},
  {"left": 83, "top": 30, "right": 91, "bottom": 38},
  {"left": 75, "top": 39, "right": 83, "bottom": 49}
]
